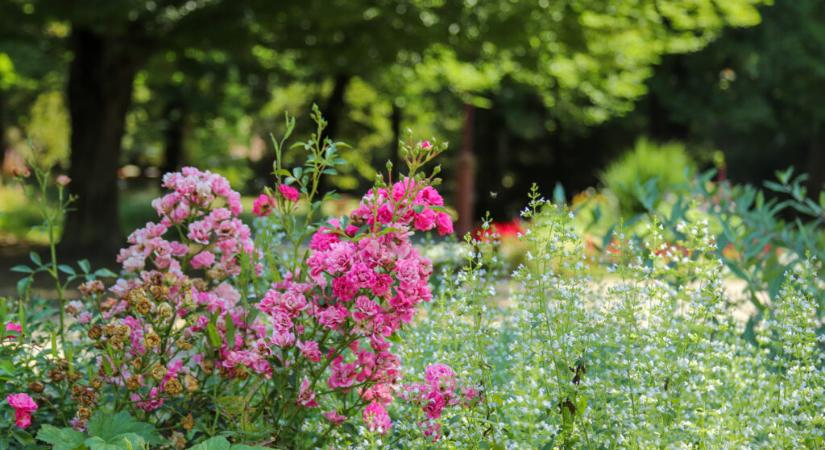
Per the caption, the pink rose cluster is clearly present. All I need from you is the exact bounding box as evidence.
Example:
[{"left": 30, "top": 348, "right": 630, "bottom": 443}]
[
  {"left": 351, "top": 179, "right": 453, "bottom": 236},
  {"left": 252, "top": 184, "right": 300, "bottom": 217},
  {"left": 95, "top": 168, "right": 268, "bottom": 415},
  {"left": 118, "top": 168, "right": 254, "bottom": 276},
  {"left": 251, "top": 178, "right": 453, "bottom": 434},
  {"left": 6, "top": 393, "right": 38, "bottom": 429},
  {"left": 402, "top": 364, "right": 480, "bottom": 441}
]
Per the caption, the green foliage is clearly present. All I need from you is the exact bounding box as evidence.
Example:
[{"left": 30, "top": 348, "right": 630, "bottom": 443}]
[
  {"left": 187, "top": 436, "right": 269, "bottom": 450},
  {"left": 600, "top": 138, "right": 696, "bottom": 214},
  {"left": 37, "top": 411, "right": 162, "bottom": 450}
]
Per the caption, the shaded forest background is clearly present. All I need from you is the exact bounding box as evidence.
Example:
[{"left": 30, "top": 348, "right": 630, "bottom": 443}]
[{"left": 1, "top": 0, "right": 823, "bottom": 259}]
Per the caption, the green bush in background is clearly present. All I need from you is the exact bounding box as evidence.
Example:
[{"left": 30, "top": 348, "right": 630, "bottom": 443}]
[{"left": 600, "top": 138, "right": 696, "bottom": 215}]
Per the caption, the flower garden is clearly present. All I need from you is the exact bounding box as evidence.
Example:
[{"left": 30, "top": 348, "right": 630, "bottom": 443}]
[{"left": 1, "top": 113, "right": 824, "bottom": 449}]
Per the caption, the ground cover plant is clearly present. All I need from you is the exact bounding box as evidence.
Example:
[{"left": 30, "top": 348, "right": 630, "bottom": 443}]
[{"left": 2, "top": 111, "right": 824, "bottom": 449}]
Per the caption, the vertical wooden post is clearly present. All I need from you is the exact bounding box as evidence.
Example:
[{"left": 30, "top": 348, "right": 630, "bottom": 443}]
[{"left": 456, "top": 103, "right": 476, "bottom": 237}]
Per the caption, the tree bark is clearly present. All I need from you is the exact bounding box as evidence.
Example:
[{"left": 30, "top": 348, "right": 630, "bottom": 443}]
[
  {"left": 456, "top": 104, "right": 476, "bottom": 237},
  {"left": 161, "top": 98, "right": 186, "bottom": 177},
  {"left": 806, "top": 122, "right": 825, "bottom": 194},
  {"left": 389, "top": 103, "right": 402, "bottom": 174},
  {"left": 317, "top": 74, "right": 350, "bottom": 193},
  {"left": 62, "top": 27, "right": 145, "bottom": 257}
]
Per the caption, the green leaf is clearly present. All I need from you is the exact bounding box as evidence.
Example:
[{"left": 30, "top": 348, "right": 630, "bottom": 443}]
[
  {"left": 17, "top": 276, "right": 32, "bottom": 297},
  {"left": 37, "top": 425, "right": 86, "bottom": 450},
  {"left": 188, "top": 436, "right": 231, "bottom": 450},
  {"left": 206, "top": 319, "right": 222, "bottom": 348},
  {"left": 85, "top": 434, "right": 144, "bottom": 450},
  {"left": 59, "top": 264, "right": 77, "bottom": 276},
  {"left": 94, "top": 268, "right": 118, "bottom": 278},
  {"left": 553, "top": 182, "right": 566, "bottom": 205},
  {"left": 11, "top": 429, "right": 36, "bottom": 446},
  {"left": 87, "top": 411, "right": 162, "bottom": 445},
  {"left": 29, "top": 251, "right": 42, "bottom": 266},
  {"left": 10, "top": 264, "right": 33, "bottom": 273},
  {"left": 78, "top": 260, "right": 91, "bottom": 274}
]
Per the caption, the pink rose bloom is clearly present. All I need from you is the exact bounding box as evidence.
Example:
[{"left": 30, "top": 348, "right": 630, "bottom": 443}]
[
  {"left": 5, "top": 322, "right": 22, "bottom": 339},
  {"left": 190, "top": 250, "right": 215, "bottom": 269},
  {"left": 296, "top": 378, "right": 318, "bottom": 408},
  {"left": 252, "top": 194, "right": 275, "bottom": 217},
  {"left": 363, "top": 401, "right": 392, "bottom": 434},
  {"left": 413, "top": 209, "right": 436, "bottom": 231},
  {"left": 6, "top": 393, "right": 37, "bottom": 429},
  {"left": 278, "top": 184, "right": 300, "bottom": 202},
  {"left": 435, "top": 212, "right": 454, "bottom": 236},
  {"left": 323, "top": 410, "right": 347, "bottom": 425},
  {"left": 419, "top": 140, "right": 432, "bottom": 149}
]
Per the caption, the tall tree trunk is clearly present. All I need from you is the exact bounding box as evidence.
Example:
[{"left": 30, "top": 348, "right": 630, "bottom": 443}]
[
  {"left": 806, "top": 122, "right": 825, "bottom": 194},
  {"left": 62, "top": 28, "right": 144, "bottom": 257},
  {"left": 161, "top": 98, "right": 186, "bottom": 177},
  {"left": 389, "top": 103, "right": 402, "bottom": 174},
  {"left": 456, "top": 104, "right": 476, "bottom": 237},
  {"left": 318, "top": 74, "right": 350, "bottom": 193}
]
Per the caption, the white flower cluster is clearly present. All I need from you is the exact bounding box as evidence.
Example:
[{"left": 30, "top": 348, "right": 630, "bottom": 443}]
[{"left": 393, "top": 192, "right": 824, "bottom": 448}]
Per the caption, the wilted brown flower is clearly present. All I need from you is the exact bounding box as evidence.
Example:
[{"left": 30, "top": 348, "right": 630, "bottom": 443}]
[
  {"left": 88, "top": 325, "right": 103, "bottom": 340},
  {"left": 79, "top": 280, "right": 105, "bottom": 296},
  {"left": 157, "top": 302, "right": 174, "bottom": 319},
  {"left": 28, "top": 381, "right": 45, "bottom": 393},
  {"left": 183, "top": 374, "right": 199, "bottom": 393},
  {"left": 164, "top": 378, "right": 183, "bottom": 396},
  {"left": 126, "top": 375, "right": 141, "bottom": 391},
  {"left": 171, "top": 431, "right": 187, "bottom": 450},
  {"left": 151, "top": 364, "right": 167, "bottom": 381},
  {"left": 144, "top": 332, "right": 160, "bottom": 350},
  {"left": 136, "top": 298, "right": 153, "bottom": 315},
  {"left": 181, "top": 413, "right": 195, "bottom": 431},
  {"left": 76, "top": 406, "right": 92, "bottom": 420}
]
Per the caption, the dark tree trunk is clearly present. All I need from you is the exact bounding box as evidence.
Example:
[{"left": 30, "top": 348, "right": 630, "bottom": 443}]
[
  {"left": 456, "top": 104, "right": 476, "bottom": 238},
  {"left": 161, "top": 98, "right": 187, "bottom": 177},
  {"left": 806, "top": 122, "right": 825, "bottom": 194},
  {"left": 62, "top": 28, "right": 145, "bottom": 257},
  {"left": 389, "top": 103, "right": 402, "bottom": 174},
  {"left": 318, "top": 74, "right": 350, "bottom": 193},
  {"left": 0, "top": 90, "right": 7, "bottom": 153},
  {"left": 322, "top": 74, "right": 350, "bottom": 141}
]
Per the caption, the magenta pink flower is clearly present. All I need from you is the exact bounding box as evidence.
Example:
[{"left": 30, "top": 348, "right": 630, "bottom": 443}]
[
  {"left": 190, "top": 250, "right": 215, "bottom": 269},
  {"left": 419, "top": 140, "right": 432, "bottom": 149},
  {"left": 252, "top": 194, "right": 275, "bottom": 217},
  {"left": 6, "top": 393, "right": 37, "bottom": 429},
  {"left": 323, "top": 410, "right": 347, "bottom": 425},
  {"left": 4, "top": 322, "right": 22, "bottom": 339},
  {"left": 278, "top": 184, "right": 300, "bottom": 202},
  {"left": 296, "top": 378, "right": 318, "bottom": 408},
  {"left": 363, "top": 401, "right": 392, "bottom": 434}
]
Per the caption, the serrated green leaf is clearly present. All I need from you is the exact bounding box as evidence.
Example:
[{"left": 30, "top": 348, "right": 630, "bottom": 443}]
[
  {"left": 188, "top": 436, "right": 231, "bottom": 450},
  {"left": 36, "top": 425, "right": 86, "bottom": 450},
  {"left": 87, "top": 411, "right": 161, "bottom": 445}
]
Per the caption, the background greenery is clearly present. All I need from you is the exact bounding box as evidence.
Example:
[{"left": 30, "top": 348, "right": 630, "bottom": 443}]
[{"left": 1, "top": 0, "right": 823, "bottom": 259}]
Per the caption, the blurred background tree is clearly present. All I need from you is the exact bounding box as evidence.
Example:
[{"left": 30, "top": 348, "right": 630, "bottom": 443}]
[{"left": 6, "top": 0, "right": 824, "bottom": 260}]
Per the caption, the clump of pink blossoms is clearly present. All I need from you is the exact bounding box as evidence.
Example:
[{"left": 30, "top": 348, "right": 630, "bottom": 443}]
[
  {"left": 401, "top": 363, "right": 480, "bottom": 441},
  {"left": 83, "top": 167, "right": 268, "bottom": 420},
  {"left": 6, "top": 393, "right": 38, "bottom": 429},
  {"left": 253, "top": 175, "right": 454, "bottom": 435}
]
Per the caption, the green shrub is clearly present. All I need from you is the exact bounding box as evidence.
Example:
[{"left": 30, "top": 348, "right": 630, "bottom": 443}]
[{"left": 600, "top": 138, "right": 695, "bottom": 215}]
